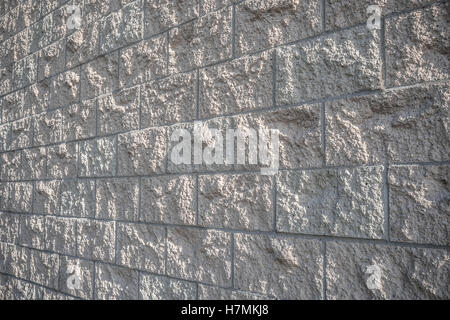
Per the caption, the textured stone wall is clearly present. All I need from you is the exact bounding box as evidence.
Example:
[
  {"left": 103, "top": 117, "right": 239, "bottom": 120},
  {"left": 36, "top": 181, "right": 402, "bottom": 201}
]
[{"left": 0, "top": 0, "right": 448, "bottom": 300}]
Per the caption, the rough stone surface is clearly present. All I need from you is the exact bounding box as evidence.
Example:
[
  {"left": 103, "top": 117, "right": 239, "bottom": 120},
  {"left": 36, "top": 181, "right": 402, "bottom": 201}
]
[
  {"left": 235, "top": 233, "right": 323, "bottom": 299},
  {"left": 34, "top": 180, "right": 61, "bottom": 215},
  {"left": 167, "top": 228, "right": 232, "bottom": 286},
  {"left": 95, "top": 263, "right": 139, "bottom": 300},
  {"left": 169, "top": 7, "right": 232, "bottom": 72},
  {"left": 277, "top": 166, "right": 385, "bottom": 238},
  {"left": 141, "top": 71, "right": 196, "bottom": 127},
  {"left": 140, "top": 273, "right": 196, "bottom": 300},
  {"left": 389, "top": 165, "right": 449, "bottom": 246},
  {"left": 47, "top": 142, "right": 78, "bottom": 178},
  {"left": 385, "top": 3, "right": 449, "bottom": 87},
  {"left": 0, "top": 0, "right": 448, "bottom": 301},
  {"left": 117, "top": 128, "right": 166, "bottom": 176},
  {"left": 325, "top": 83, "right": 450, "bottom": 165},
  {"left": 45, "top": 216, "right": 77, "bottom": 255},
  {"left": 98, "top": 86, "right": 140, "bottom": 135},
  {"left": 116, "top": 222, "right": 166, "bottom": 272},
  {"left": 79, "top": 137, "right": 116, "bottom": 177},
  {"left": 77, "top": 219, "right": 115, "bottom": 263},
  {"left": 199, "top": 174, "right": 274, "bottom": 231},
  {"left": 119, "top": 35, "right": 167, "bottom": 88},
  {"left": 236, "top": 0, "right": 322, "bottom": 55},
  {"left": 141, "top": 175, "right": 196, "bottom": 225},
  {"left": 200, "top": 51, "right": 274, "bottom": 118},
  {"left": 276, "top": 26, "right": 381, "bottom": 105},
  {"left": 326, "top": 242, "right": 449, "bottom": 299},
  {"left": 96, "top": 178, "right": 139, "bottom": 221},
  {"left": 61, "top": 180, "right": 96, "bottom": 218}
]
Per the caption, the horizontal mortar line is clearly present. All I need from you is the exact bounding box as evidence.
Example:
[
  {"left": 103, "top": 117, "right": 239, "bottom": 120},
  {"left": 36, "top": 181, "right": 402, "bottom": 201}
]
[
  {"left": 1, "top": 213, "right": 448, "bottom": 251},
  {"left": 1, "top": 160, "right": 450, "bottom": 183},
  {"left": 383, "top": 78, "right": 450, "bottom": 92},
  {"left": 0, "top": 271, "right": 83, "bottom": 300}
]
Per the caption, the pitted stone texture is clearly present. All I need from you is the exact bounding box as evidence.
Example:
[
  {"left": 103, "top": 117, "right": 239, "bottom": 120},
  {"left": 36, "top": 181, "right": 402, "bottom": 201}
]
[
  {"left": 167, "top": 228, "right": 232, "bottom": 286},
  {"left": 325, "top": 83, "right": 450, "bottom": 165},
  {"left": 98, "top": 86, "right": 140, "bottom": 135},
  {"left": 277, "top": 26, "right": 381, "bottom": 105},
  {"left": 50, "top": 69, "right": 80, "bottom": 109},
  {"left": 326, "top": 242, "right": 449, "bottom": 299},
  {"left": 19, "top": 215, "right": 45, "bottom": 250},
  {"left": 386, "top": 3, "right": 450, "bottom": 87},
  {"left": 43, "top": 289, "right": 75, "bottom": 300},
  {"left": 61, "top": 180, "right": 96, "bottom": 218},
  {"left": 30, "top": 250, "right": 59, "bottom": 289},
  {"left": 0, "top": 212, "right": 19, "bottom": 243},
  {"left": 9, "top": 117, "right": 32, "bottom": 151},
  {"left": 81, "top": 52, "right": 119, "bottom": 100},
  {"left": 0, "top": 124, "right": 10, "bottom": 152},
  {"left": 25, "top": 80, "right": 51, "bottom": 115},
  {"left": 3, "top": 182, "right": 33, "bottom": 212},
  {"left": 233, "top": 104, "right": 323, "bottom": 169},
  {"left": 95, "top": 263, "right": 139, "bottom": 300},
  {"left": 141, "top": 175, "right": 195, "bottom": 225},
  {"left": 3, "top": 277, "right": 44, "bottom": 300},
  {"left": 325, "top": 0, "right": 436, "bottom": 30},
  {"left": 169, "top": 7, "right": 232, "bottom": 72},
  {"left": 117, "top": 128, "right": 166, "bottom": 176},
  {"left": 47, "top": 142, "right": 78, "bottom": 178},
  {"left": 277, "top": 166, "right": 385, "bottom": 238},
  {"left": 45, "top": 217, "right": 77, "bottom": 255},
  {"left": 62, "top": 99, "right": 97, "bottom": 141},
  {"left": 389, "top": 165, "right": 449, "bottom": 246},
  {"left": 140, "top": 273, "right": 196, "bottom": 300},
  {"left": 96, "top": 178, "right": 139, "bottom": 221},
  {"left": 235, "top": 233, "right": 323, "bottom": 299},
  {"left": 200, "top": 51, "right": 273, "bottom": 118},
  {"left": 79, "top": 136, "right": 116, "bottom": 177},
  {"left": 236, "top": 0, "right": 322, "bottom": 55},
  {"left": 83, "top": 0, "right": 121, "bottom": 26},
  {"left": 77, "top": 219, "right": 115, "bottom": 262},
  {"left": 13, "top": 52, "right": 37, "bottom": 89},
  {"left": 33, "top": 109, "right": 62, "bottom": 146},
  {"left": 34, "top": 180, "right": 61, "bottom": 215},
  {"left": 199, "top": 0, "right": 231, "bottom": 15},
  {"left": 11, "top": 29, "right": 30, "bottom": 63},
  {"left": 141, "top": 71, "right": 196, "bottom": 127},
  {"left": 38, "top": 39, "right": 65, "bottom": 81},
  {"left": 198, "top": 284, "right": 273, "bottom": 299},
  {"left": 199, "top": 174, "right": 274, "bottom": 231},
  {"left": 0, "top": 66, "right": 12, "bottom": 95},
  {"left": 59, "top": 256, "right": 94, "bottom": 299},
  {"left": 144, "top": 0, "right": 199, "bottom": 36},
  {"left": 119, "top": 35, "right": 167, "bottom": 88},
  {"left": 100, "top": 0, "right": 143, "bottom": 53},
  {"left": 29, "top": 13, "right": 53, "bottom": 52},
  {"left": 116, "top": 223, "right": 166, "bottom": 272},
  {"left": 1, "top": 151, "right": 21, "bottom": 181},
  {"left": 1, "top": 90, "right": 26, "bottom": 123},
  {"left": 0, "top": 243, "right": 30, "bottom": 279},
  {"left": 66, "top": 21, "right": 100, "bottom": 68},
  {"left": 22, "top": 147, "right": 46, "bottom": 180}
]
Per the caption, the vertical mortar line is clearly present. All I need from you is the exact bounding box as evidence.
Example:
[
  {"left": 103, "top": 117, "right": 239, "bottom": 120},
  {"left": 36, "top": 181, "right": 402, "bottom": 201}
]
[
  {"left": 272, "top": 50, "right": 276, "bottom": 108},
  {"left": 383, "top": 164, "right": 390, "bottom": 241},
  {"left": 321, "top": 0, "right": 326, "bottom": 33},
  {"left": 166, "top": 31, "right": 170, "bottom": 76},
  {"left": 138, "top": 176, "right": 142, "bottom": 221},
  {"left": 322, "top": 240, "right": 327, "bottom": 300},
  {"left": 164, "top": 226, "right": 168, "bottom": 275},
  {"left": 196, "top": 68, "right": 200, "bottom": 119},
  {"left": 114, "top": 134, "right": 118, "bottom": 177},
  {"left": 231, "top": 3, "right": 236, "bottom": 58},
  {"left": 321, "top": 102, "right": 326, "bottom": 166},
  {"left": 195, "top": 174, "right": 199, "bottom": 225},
  {"left": 380, "top": 16, "right": 387, "bottom": 89},
  {"left": 230, "top": 232, "right": 235, "bottom": 289},
  {"left": 138, "top": 82, "right": 142, "bottom": 130},
  {"left": 196, "top": 282, "right": 199, "bottom": 300}
]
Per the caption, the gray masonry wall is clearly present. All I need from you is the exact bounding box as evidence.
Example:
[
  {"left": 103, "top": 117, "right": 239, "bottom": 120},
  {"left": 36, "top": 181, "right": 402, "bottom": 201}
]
[{"left": 0, "top": 0, "right": 448, "bottom": 300}]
